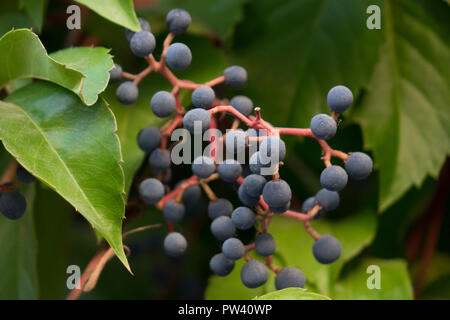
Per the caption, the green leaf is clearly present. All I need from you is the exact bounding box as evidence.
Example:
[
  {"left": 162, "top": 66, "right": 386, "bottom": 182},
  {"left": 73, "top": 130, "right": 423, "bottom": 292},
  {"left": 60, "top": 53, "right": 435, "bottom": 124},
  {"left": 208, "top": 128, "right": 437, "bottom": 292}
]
[
  {"left": 0, "top": 82, "right": 129, "bottom": 271},
  {"left": 0, "top": 183, "right": 38, "bottom": 299},
  {"left": 0, "top": 29, "right": 85, "bottom": 100},
  {"left": 51, "top": 47, "right": 114, "bottom": 106},
  {"left": 0, "top": 12, "right": 30, "bottom": 36},
  {"left": 334, "top": 258, "right": 413, "bottom": 299},
  {"left": 153, "top": 0, "right": 249, "bottom": 41},
  {"left": 74, "top": 0, "right": 140, "bottom": 31},
  {"left": 231, "top": 0, "right": 384, "bottom": 126},
  {"left": 354, "top": 0, "right": 450, "bottom": 211},
  {"left": 269, "top": 209, "right": 377, "bottom": 296},
  {"left": 254, "top": 288, "right": 331, "bottom": 300},
  {"left": 17, "top": 0, "right": 46, "bottom": 32}
]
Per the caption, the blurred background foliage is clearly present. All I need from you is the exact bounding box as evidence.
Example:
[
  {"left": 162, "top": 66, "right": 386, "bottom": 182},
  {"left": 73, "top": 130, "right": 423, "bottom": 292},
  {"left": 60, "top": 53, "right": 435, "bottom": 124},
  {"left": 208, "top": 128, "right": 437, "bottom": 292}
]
[{"left": 0, "top": 0, "right": 448, "bottom": 300}]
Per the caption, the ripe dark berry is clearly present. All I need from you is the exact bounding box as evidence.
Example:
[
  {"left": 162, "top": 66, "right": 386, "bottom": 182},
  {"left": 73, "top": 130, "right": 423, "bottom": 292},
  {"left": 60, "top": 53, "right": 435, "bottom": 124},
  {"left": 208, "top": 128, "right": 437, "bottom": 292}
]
[
  {"left": 320, "top": 165, "right": 348, "bottom": 191},
  {"left": 0, "top": 190, "right": 27, "bottom": 220},
  {"left": 183, "top": 108, "right": 211, "bottom": 133},
  {"left": 166, "top": 9, "right": 191, "bottom": 35},
  {"left": 231, "top": 206, "right": 256, "bottom": 230},
  {"left": 259, "top": 137, "right": 286, "bottom": 162},
  {"left": 230, "top": 95, "right": 253, "bottom": 117},
  {"left": 163, "top": 200, "right": 185, "bottom": 223},
  {"left": 166, "top": 43, "right": 192, "bottom": 70},
  {"left": 327, "top": 85, "right": 353, "bottom": 113},
  {"left": 150, "top": 91, "right": 176, "bottom": 118},
  {"left": 240, "top": 260, "right": 268, "bottom": 288},
  {"left": 137, "top": 126, "right": 162, "bottom": 153},
  {"left": 109, "top": 63, "right": 122, "bottom": 84},
  {"left": 224, "top": 66, "right": 247, "bottom": 88},
  {"left": 222, "top": 238, "right": 245, "bottom": 261},
  {"left": 310, "top": 114, "right": 336, "bottom": 140},
  {"left": 313, "top": 235, "right": 341, "bottom": 264},
  {"left": 238, "top": 185, "right": 260, "bottom": 207},
  {"left": 192, "top": 156, "right": 215, "bottom": 179},
  {"left": 116, "top": 81, "right": 138, "bottom": 105},
  {"left": 255, "top": 233, "right": 276, "bottom": 257},
  {"left": 192, "top": 86, "right": 215, "bottom": 109},
  {"left": 210, "top": 216, "right": 236, "bottom": 241},
  {"left": 315, "top": 189, "right": 340, "bottom": 212},
  {"left": 345, "top": 152, "right": 373, "bottom": 180},
  {"left": 125, "top": 17, "right": 151, "bottom": 41},
  {"left": 262, "top": 180, "right": 292, "bottom": 213},
  {"left": 208, "top": 198, "right": 233, "bottom": 220},
  {"left": 149, "top": 148, "right": 171, "bottom": 171},
  {"left": 275, "top": 267, "right": 306, "bottom": 290},
  {"left": 209, "top": 253, "right": 234, "bottom": 276},
  {"left": 130, "top": 31, "right": 156, "bottom": 57},
  {"left": 164, "top": 232, "right": 187, "bottom": 257},
  {"left": 302, "top": 196, "right": 316, "bottom": 213},
  {"left": 139, "top": 178, "right": 165, "bottom": 205},
  {"left": 242, "top": 174, "right": 266, "bottom": 198},
  {"left": 249, "top": 152, "right": 275, "bottom": 176},
  {"left": 218, "top": 159, "right": 242, "bottom": 183}
]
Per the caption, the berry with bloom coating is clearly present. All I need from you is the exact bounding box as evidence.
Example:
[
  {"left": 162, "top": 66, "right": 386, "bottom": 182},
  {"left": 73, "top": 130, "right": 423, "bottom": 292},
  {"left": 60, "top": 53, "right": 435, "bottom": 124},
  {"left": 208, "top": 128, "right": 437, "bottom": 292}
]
[
  {"left": 210, "top": 216, "right": 236, "bottom": 241},
  {"left": 130, "top": 31, "right": 156, "bottom": 57},
  {"left": 315, "top": 189, "right": 340, "bottom": 212},
  {"left": 327, "top": 85, "right": 353, "bottom": 113},
  {"left": 231, "top": 206, "right": 256, "bottom": 230},
  {"left": 192, "top": 156, "right": 215, "bottom": 179},
  {"left": 125, "top": 17, "right": 151, "bottom": 41},
  {"left": 208, "top": 199, "right": 233, "bottom": 220},
  {"left": 310, "top": 114, "right": 337, "bottom": 140},
  {"left": 116, "top": 81, "right": 138, "bottom": 105},
  {"left": 166, "top": 43, "right": 192, "bottom": 70},
  {"left": 262, "top": 180, "right": 292, "bottom": 211},
  {"left": 139, "top": 178, "right": 165, "bottom": 205},
  {"left": 163, "top": 200, "right": 185, "bottom": 223},
  {"left": 137, "top": 126, "right": 162, "bottom": 153},
  {"left": 209, "top": 253, "right": 234, "bottom": 276},
  {"left": 151, "top": 91, "right": 176, "bottom": 118},
  {"left": 149, "top": 148, "right": 171, "bottom": 171},
  {"left": 345, "top": 152, "right": 373, "bottom": 180},
  {"left": 183, "top": 108, "right": 211, "bottom": 133},
  {"left": 313, "top": 235, "right": 341, "bottom": 264},
  {"left": 275, "top": 267, "right": 306, "bottom": 290},
  {"left": 320, "top": 165, "right": 348, "bottom": 191},
  {"left": 238, "top": 185, "right": 260, "bottom": 207},
  {"left": 242, "top": 174, "right": 266, "bottom": 198},
  {"left": 241, "top": 260, "right": 268, "bottom": 288},
  {"left": 230, "top": 95, "right": 253, "bottom": 117},
  {"left": 166, "top": 9, "right": 191, "bottom": 35},
  {"left": 192, "top": 86, "right": 215, "bottom": 109},
  {"left": 164, "top": 232, "right": 187, "bottom": 257},
  {"left": 0, "top": 191, "right": 27, "bottom": 220},
  {"left": 109, "top": 63, "right": 122, "bottom": 84},
  {"left": 222, "top": 238, "right": 245, "bottom": 261},
  {"left": 259, "top": 137, "right": 286, "bottom": 162},
  {"left": 255, "top": 233, "right": 276, "bottom": 257},
  {"left": 224, "top": 66, "right": 247, "bottom": 88},
  {"left": 218, "top": 159, "right": 242, "bottom": 183}
]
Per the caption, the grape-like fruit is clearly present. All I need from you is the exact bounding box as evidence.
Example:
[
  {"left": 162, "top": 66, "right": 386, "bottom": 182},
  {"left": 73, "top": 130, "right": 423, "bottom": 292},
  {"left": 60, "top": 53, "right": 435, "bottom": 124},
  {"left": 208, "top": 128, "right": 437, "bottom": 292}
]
[
  {"left": 138, "top": 178, "right": 165, "bottom": 205},
  {"left": 109, "top": 63, "right": 122, "bottom": 84},
  {"left": 231, "top": 206, "right": 256, "bottom": 230},
  {"left": 327, "top": 85, "right": 353, "bottom": 113},
  {"left": 320, "top": 165, "right": 348, "bottom": 191},
  {"left": 259, "top": 137, "right": 286, "bottom": 162},
  {"left": 238, "top": 185, "right": 260, "bottom": 207},
  {"left": 315, "top": 189, "right": 340, "bottom": 212},
  {"left": 218, "top": 159, "right": 242, "bottom": 183},
  {"left": 192, "top": 156, "right": 215, "bottom": 179},
  {"left": 16, "top": 166, "right": 36, "bottom": 183},
  {"left": 149, "top": 148, "right": 171, "bottom": 171},
  {"left": 181, "top": 184, "right": 202, "bottom": 207},
  {"left": 125, "top": 17, "right": 151, "bottom": 41},
  {"left": 166, "top": 9, "right": 191, "bottom": 35},
  {"left": 0, "top": 190, "right": 27, "bottom": 220},
  {"left": 222, "top": 238, "right": 245, "bottom": 261},
  {"left": 242, "top": 174, "right": 266, "bottom": 198},
  {"left": 183, "top": 108, "right": 211, "bottom": 133},
  {"left": 150, "top": 91, "right": 176, "bottom": 118},
  {"left": 163, "top": 200, "right": 185, "bottom": 223},
  {"left": 230, "top": 95, "right": 253, "bottom": 117},
  {"left": 224, "top": 66, "right": 247, "bottom": 88},
  {"left": 164, "top": 232, "right": 187, "bottom": 257},
  {"left": 137, "top": 126, "right": 162, "bottom": 153},
  {"left": 209, "top": 253, "right": 234, "bottom": 276},
  {"left": 211, "top": 216, "right": 236, "bottom": 241},
  {"left": 240, "top": 260, "right": 268, "bottom": 288},
  {"left": 345, "top": 152, "right": 373, "bottom": 180},
  {"left": 313, "top": 235, "right": 341, "bottom": 264},
  {"left": 116, "top": 81, "right": 139, "bottom": 105},
  {"left": 192, "top": 86, "right": 215, "bottom": 109},
  {"left": 262, "top": 180, "right": 292, "bottom": 213},
  {"left": 166, "top": 43, "right": 192, "bottom": 70},
  {"left": 275, "top": 267, "right": 306, "bottom": 290},
  {"left": 310, "top": 114, "right": 337, "bottom": 140},
  {"left": 225, "top": 130, "right": 248, "bottom": 155},
  {"left": 249, "top": 152, "right": 275, "bottom": 176},
  {"left": 302, "top": 197, "right": 316, "bottom": 213},
  {"left": 255, "top": 233, "right": 276, "bottom": 257},
  {"left": 130, "top": 31, "right": 156, "bottom": 57},
  {"left": 208, "top": 198, "right": 233, "bottom": 220}
]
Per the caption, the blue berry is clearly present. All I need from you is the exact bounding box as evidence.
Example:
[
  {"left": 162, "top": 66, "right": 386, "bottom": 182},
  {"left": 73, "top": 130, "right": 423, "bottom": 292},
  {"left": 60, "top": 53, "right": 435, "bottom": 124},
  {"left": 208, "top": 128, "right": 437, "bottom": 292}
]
[
  {"left": 166, "top": 9, "right": 191, "bottom": 35},
  {"left": 116, "top": 81, "right": 138, "bottom": 105},
  {"left": 210, "top": 216, "right": 236, "bottom": 241},
  {"left": 16, "top": 166, "right": 36, "bottom": 183},
  {"left": 208, "top": 198, "right": 233, "bottom": 220},
  {"left": 163, "top": 200, "right": 185, "bottom": 223},
  {"left": 315, "top": 189, "right": 340, "bottom": 212},
  {"left": 262, "top": 180, "right": 292, "bottom": 212},
  {"left": 242, "top": 174, "right": 266, "bottom": 198},
  {"left": 166, "top": 43, "right": 192, "bottom": 70},
  {"left": 313, "top": 235, "right": 341, "bottom": 264},
  {"left": 0, "top": 191, "right": 27, "bottom": 220},
  {"left": 192, "top": 156, "right": 215, "bottom": 179},
  {"left": 139, "top": 178, "right": 165, "bottom": 205},
  {"left": 240, "top": 260, "right": 268, "bottom": 288},
  {"left": 149, "top": 148, "right": 171, "bottom": 171},
  {"left": 320, "top": 165, "right": 348, "bottom": 191},
  {"left": 231, "top": 206, "right": 256, "bottom": 230},
  {"left": 224, "top": 66, "right": 247, "bottom": 88},
  {"left": 183, "top": 108, "right": 211, "bottom": 133},
  {"left": 327, "top": 85, "right": 353, "bottom": 113},
  {"left": 209, "top": 253, "right": 234, "bottom": 276},
  {"left": 310, "top": 114, "right": 336, "bottom": 140},
  {"left": 218, "top": 159, "right": 242, "bottom": 183},
  {"left": 275, "top": 267, "right": 306, "bottom": 290},
  {"left": 302, "top": 197, "right": 316, "bottom": 213},
  {"left": 259, "top": 137, "right": 286, "bottom": 162},
  {"left": 125, "top": 17, "right": 151, "bottom": 41},
  {"left": 130, "top": 31, "right": 156, "bottom": 57},
  {"left": 137, "top": 126, "right": 162, "bottom": 153},
  {"left": 109, "top": 63, "right": 122, "bottom": 84},
  {"left": 255, "top": 233, "right": 276, "bottom": 257},
  {"left": 225, "top": 130, "right": 248, "bottom": 155},
  {"left": 238, "top": 185, "right": 260, "bottom": 207},
  {"left": 192, "top": 86, "right": 215, "bottom": 109},
  {"left": 181, "top": 184, "right": 202, "bottom": 206},
  {"left": 222, "top": 238, "right": 245, "bottom": 261},
  {"left": 230, "top": 95, "right": 253, "bottom": 116},
  {"left": 249, "top": 152, "right": 275, "bottom": 176},
  {"left": 345, "top": 152, "right": 373, "bottom": 180},
  {"left": 164, "top": 232, "right": 187, "bottom": 257},
  {"left": 150, "top": 91, "right": 176, "bottom": 118}
]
